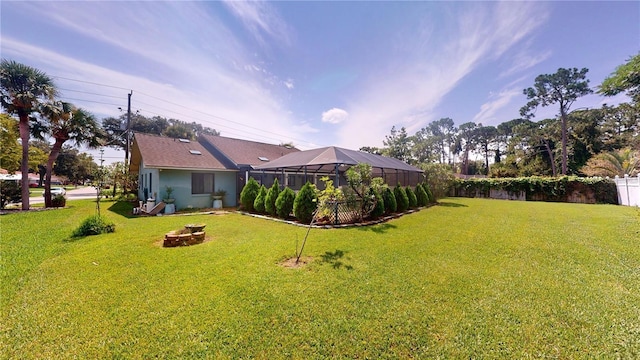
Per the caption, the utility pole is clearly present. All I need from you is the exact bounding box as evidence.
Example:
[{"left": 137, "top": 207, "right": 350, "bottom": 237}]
[{"left": 125, "top": 91, "right": 132, "bottom": 165}]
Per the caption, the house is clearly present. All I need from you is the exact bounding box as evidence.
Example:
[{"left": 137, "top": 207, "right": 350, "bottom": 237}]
[{"left": 129, "top": 133, "right": 299, "bottom": 210}]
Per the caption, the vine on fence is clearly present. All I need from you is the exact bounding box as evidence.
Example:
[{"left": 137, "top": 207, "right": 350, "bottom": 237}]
[{"left": 453, "top": 176, "right": 617, "bottom": 204}]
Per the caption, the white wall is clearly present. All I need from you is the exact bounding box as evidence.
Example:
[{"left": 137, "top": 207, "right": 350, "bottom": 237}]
[{"left": 615, "top": 174, "right": 640, "bottom": 207}]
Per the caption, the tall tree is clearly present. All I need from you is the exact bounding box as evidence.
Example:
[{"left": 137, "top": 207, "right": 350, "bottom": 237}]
[
  {"left": 520, "top": 67, "right": 593, "bottom": 175},
  {"left": 428, "top": 118, "right": 456, "bottom": 165},
  {"left": 514, "top": 119, "right": 559, "bottom": 177},
  {"left": 567, "top": 108, "right": 603, "bottom": 173},
  {"left": 475, "top": 125, "right": 498, "bottom": 174},
  {"left": 599, "top": 53, "right": 640, "bottom": 103},
  {"left": 383, "top": 126, "right": 412, "bottom": 163},
  {"left": 0, "top": 60, "right": 57, "bottom": 209},
  {"left": 455, "top": 122, "right": 477, "bottom": 175},
  {"left": 412, "top": 126, "right": 439, "bottom": 164},
  {"left": 52, "top": 147, "right": 97, "bottom": 185},
  {"left": 39, "top": 101, "right": 104, "bottom": 207},
  {"left": 600, "top": 103, "right": 640, "bottom": 151},
  {"left": 496, "top": 118, "right": 528, "bottom": 163}
]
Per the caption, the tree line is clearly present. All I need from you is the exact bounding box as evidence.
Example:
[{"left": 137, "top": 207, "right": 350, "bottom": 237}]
[{"left": 363, "top": 55, "right": 640, "bottom": 179}]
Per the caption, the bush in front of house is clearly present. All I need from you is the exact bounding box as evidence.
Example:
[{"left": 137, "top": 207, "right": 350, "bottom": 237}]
[
  {"left": 51, "top": 194, "right": 66, "bottom": 208},
  {"left": 382, "top": 187, "right": 397, "bottom": 214},
  {"left": 72, "top": 215, "right": 115, "bottom": 238},
  {"left": 275, "top": 187, "right": 296, "bottom": 219},
  {"left": 369, "top": 187, "right": 385, "bottom": 219},
  {"left": 240, "top": 177, "right": 260, "bottom": 212},
  {"left": 253, "top": 185, "right": 267, "bottom": 214},
  {"left": 264, "top": 178, "right": 280, "bottom": 216},
  {"left": 415, "top": 183, "right": 428, "bottom": 207},
  {"left": 405, "top": 186, "right": 417, "bottom": 209},
  {"left": 293, "top": 182, "right": 317, "bottom": 224},
  {"left": 0, "top": 180, "right": 21, "bottom": 209},
  {"left": 394, "top": 184, "right": 409, "bottom": 212}
]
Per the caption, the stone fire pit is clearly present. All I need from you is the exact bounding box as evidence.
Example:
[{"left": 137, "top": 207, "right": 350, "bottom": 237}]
[{"left": 164, "top": 226, "right": 206, "bottom": 247}]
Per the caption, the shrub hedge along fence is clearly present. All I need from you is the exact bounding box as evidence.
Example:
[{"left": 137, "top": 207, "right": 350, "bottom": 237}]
[
  {"left": 239, "top": 180, "right": 438, "bottom": 225},
  {"left": 452, "top": 176, "right": 618, "bottom": 204}
]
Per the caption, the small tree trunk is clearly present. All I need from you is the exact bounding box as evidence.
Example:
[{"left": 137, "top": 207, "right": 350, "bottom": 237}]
[
  {"left": 543, "top": 139, "right": 557, "bottom": 177},
  {"left": 44, "top": 139, "right": 64, "bottom": 208},
  {"left": 560, "top": 108, "right": 568, "bottom": 175},
  {"left": 18, "top": 113, "right": 30, "bottom": 210}
]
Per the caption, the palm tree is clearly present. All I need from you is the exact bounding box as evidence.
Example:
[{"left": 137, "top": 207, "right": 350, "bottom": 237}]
[
  {"left": 39, "top": 101, "right": 104, "bottom": 207},
  {"left": 580, "top": 148, "right": 639, "bottom": 178},
  {"left": 0, "top": 60, "right": 57, "bottom": 210}
]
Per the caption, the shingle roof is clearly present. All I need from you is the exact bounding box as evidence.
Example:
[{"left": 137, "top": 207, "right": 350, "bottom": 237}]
[
  {"left": 198, "top": 134, "right": 300, "bottom": 168},
  {"left": 253, "top": 146, "right": 423, "bottom": 173},
  {"left": 130, "top": 132, "right": 228, "bottom": 172}
]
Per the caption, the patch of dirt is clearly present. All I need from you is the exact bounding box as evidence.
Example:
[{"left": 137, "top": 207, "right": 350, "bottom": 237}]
[{"left": 279, "top": 256, "right": 313, "bottom": 269}]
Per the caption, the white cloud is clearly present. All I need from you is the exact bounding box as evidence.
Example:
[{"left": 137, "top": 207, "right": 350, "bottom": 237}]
[
  {"left": 322, "top": 108, "right": 349, "bottom": 124},
  {"left": 473, "top": 88, "right": 522, "bottom": 125},
  {"left": 500, "top": 49, "right": 552, "bottom": 78},
  {"left": 284, "top": 79, "right": 295, "bottom": 90}
]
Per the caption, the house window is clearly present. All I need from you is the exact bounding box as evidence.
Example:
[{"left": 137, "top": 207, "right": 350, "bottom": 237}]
[{"left": 192, "top": 173, "right": 214, "bottom": 194}]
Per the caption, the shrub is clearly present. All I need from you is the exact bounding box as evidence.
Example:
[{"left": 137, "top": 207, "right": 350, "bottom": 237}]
[
  {"left": 264, "top": 178, "right": 281, "bottom": 216},
  {"left": 316, "top": 177, "right": 344, "bottom": 220},
  {"left": 415, "top": 184, "right": 429, "bottom": 206},
  {"left": 423, "top": 183, "right": 436, "bottom": 203},
  {"left": 369, "top": 187, "right": 385, "bottom": 219},
  {"left": 253, "top": 185, "right": 267, "bottom": 214},
  {"left": 275, "top": 187, "right": 296, "bottom": 219},
  {"left": 51, "top": 194, "right": 66, "bottom": 207},
  {"left": 240, "top": 177, "right": 260, "bottom": 212},
  {"left": 382, "top": 187, "right": 397, "bottom": 214},
  {"left": 293, "top": 182, "right": 317, "bottom": 224},
  {"left": 0, "top": 180, "right": 21, "bottom": 209},
  {"left": 394, "top": 184, "right": 409, "bottom": 212},
  {"left": 72, "top": 215, "right": 115, "bottom": 237},
  {"left": 421, "top": 163, "right": 455, "bottom": 198},
  {"left": 405, "top": 186, "right": 417, "bottom": 209}
]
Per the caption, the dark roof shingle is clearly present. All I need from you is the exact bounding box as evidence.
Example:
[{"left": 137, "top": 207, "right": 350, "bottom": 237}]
[
  {"left": 130, "top": 133, "right": 228, "bottom": 171},
  {"left": 198, "top": 134, "right": 300, "bottom": 167}
]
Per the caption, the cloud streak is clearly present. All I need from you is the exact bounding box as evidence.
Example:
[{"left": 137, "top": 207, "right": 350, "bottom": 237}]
[
  {"left": 334, "top": 2, "right": 549, "bottom": 149},
  {"left": 472, "top": 88, "right": 522, "bottom": 125},
  {"left": 222, "top": 1, "right": 292, "bottom": 49}
]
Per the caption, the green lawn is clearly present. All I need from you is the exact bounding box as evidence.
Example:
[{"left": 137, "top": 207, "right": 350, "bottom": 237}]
[{"left": 1, "top": 198, "right": 639, "bottom": 358}]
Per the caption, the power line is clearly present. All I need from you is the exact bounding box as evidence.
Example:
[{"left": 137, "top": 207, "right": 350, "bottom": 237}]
[
  {"left": 58, "top": 96, "right": 125, "bottom": 107},
  {"left": 135, "top": 89, "right": 321, "bottom": 147},
  {"left": 52, "top": 75, "right": 131, "bottom": 91},
  {"left": 59, "top": 87, "right": 125, "bottom": 100},
  {"left": 51, "top": 75, "right": 326, "bottom": 148}
]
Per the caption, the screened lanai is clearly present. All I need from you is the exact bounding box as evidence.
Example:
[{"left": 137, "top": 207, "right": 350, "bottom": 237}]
[{"left": 251, "top": 146, "right": 424, "bottom": 190}]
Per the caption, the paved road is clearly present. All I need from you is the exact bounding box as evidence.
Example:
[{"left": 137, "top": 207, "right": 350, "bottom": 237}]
[{"left": 30, "top": 186, "right": 100, "bottom": 204}]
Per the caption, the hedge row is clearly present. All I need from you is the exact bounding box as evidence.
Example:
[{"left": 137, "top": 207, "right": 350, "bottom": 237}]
[
  {"left": 240, "top": 178, "right": 437, "bottom": 224},
  {"left": 452, "top": 176, "right": 618, "bottom": 204}
]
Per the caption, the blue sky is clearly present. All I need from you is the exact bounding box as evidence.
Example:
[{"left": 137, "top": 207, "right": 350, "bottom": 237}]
[{"left": 2, "top": 1, "right": 638, "bottom": 163}]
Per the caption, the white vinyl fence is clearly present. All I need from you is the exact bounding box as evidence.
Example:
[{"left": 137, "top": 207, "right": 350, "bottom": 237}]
[{"left": 615, "top": 174, "right": 640, "bottom": 207}]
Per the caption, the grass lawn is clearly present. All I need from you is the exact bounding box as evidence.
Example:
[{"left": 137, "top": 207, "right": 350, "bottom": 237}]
[{"left": 1, "top": 198, "right": 639, "bottom": 358}]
